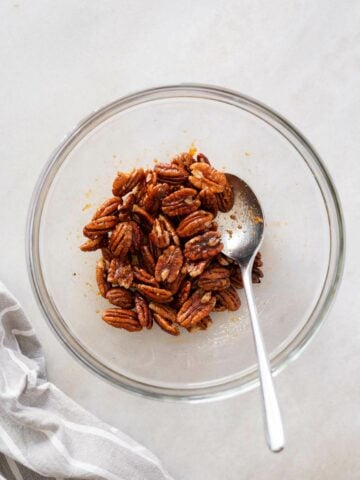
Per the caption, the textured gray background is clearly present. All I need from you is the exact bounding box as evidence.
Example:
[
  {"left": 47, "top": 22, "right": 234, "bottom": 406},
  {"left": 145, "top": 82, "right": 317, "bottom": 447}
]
[{"left": 0, "top": 1, "right": 359, "bottom": 479}]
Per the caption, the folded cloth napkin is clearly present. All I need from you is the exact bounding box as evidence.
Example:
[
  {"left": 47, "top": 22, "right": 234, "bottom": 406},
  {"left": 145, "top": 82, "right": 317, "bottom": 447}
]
[{"left": 0, "top": 282, "right": 174, "bottom": 480}]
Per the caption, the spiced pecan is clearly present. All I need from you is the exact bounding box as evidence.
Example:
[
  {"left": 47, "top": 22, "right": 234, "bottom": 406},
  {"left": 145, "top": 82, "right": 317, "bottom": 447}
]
[
  {"left": 187, "top": 315, "right": 213, "bottom": 332},
  {"left": 153, "top": 313, "right": 180, "bottom": 336},
  {"left": 133, "top": 266, "right": 159, "bottom": 287},
  {"left": 80, "top": 236, "right": 106, "bottom": 252},
  {"left": 215, "top": 286, "right": 240, "bottom": 311},
  {"left": 196, "top": 153, "right": 211, "bottom": 165},
  {"left": 92, "top": 197, "right": 122, "bottom": 220},
  {"left": 198, "top": 266, "right": 231, "bottom": 291},
  {"left": 171, "top": 152, "right": 195, "bottom": 170},
  {"left": 161, "top": 188, "right": 201, "bottom": 217},
  {"left": 134, "top": 293, "right": 153, "bottom": 329},
  {"left": 216, "top": 252, "right": 235, "bottom": 266},
  {"left": 102, "top": 308, "right": 142, "bottom": 332},
  {"left": 159, "top": 215, "right": 180, "bottom": 246},
  {"left": 130, "top": 221, "right": 143, "bottom": 252},
  {"left": 198, "top": 188, "right": 218, "bottom": 216},
  {"left": 83, "top": 216, "right": 118, "bottom": 238},
  {"left": 184, "top": 231, "right": 223, "bottom": 261},
  {"left": 176, "top": 210, "right": 213, "bottom": 238},
  {"left": 101, "top": 247, "right": 113, "bottom": 262},
  {"left": 177, "top": 291, "right": 216, "bottom": 328},
  {"left": 118, "top": 193, "right": 135, "bottom": 222},
  {"left": 154, "top": 163, "right": 188, "bottom": 184},
  {"left": 143, "top": 183, "right": 173, "bottom": 214},
  {"left": 188, "top": 163, "right": 227, "bottom": 193},
  {"left": 96, "top": 258, "right": 110, "bottom": 298},
  {"left": 149, "top": 218, "right": 170, "bottom": 249},
  {"left": 109, "top": 222, "right": 133, "bottom": 257},
  {"left": 230, "top": 265, "right": 243, "bottom": 288},
  {"left": 140, "top": 245, "right": 156, "bottom": 275},
  {"left": 132, "top": 205, "right": 155, "bottom": 227},
  {"left": 183, "top": 259, "right": 210, "bottom": 278},
  {"left": 167, "top": 271, "right": 186, "bottom": 295},
  {"left": 216, "top": 181, "right": 234, "bottom": 212},
  {"left": 134, "top": 284, "right": 173, "bottom": 303},
  {"left": 155, "top": 246, "right": 183, "bottom": 283},
  {"left": 112, "top": 168, "right": 145, "bottom": 197},
  {"left": 107, "top": 257, "right": 133, "bottom": 289},
  {"left": 174, "top": 280, "right": 191, "bottom": 308},
  {"left": 106, "top": 287, "right": 134, "bottom": 309},
  {"left": 149, "top": 302, "right": 177, "bottom": 322}
]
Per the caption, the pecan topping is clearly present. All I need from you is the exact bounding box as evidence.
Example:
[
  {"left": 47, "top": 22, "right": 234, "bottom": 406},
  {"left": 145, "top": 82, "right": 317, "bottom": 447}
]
[
  {"left": 109, "top": 222, "right": 133, "bottom": 257},
  {"left": 107, "top": 257, "right": 133, "bottom": 289},
  {"left": 161, "top": 188, "right": 201, "bottom": 217},
  {"left": 198, "top": 266, "right": 231, "bottom": 291},
  {"left": 106, "top": 287, "right": 134, "bottom": 309},
  {"left": 96, "top": 259, "right": 110, "bottom": 298},
  {"left": 154, "top": 163, "right": 188, "bottom": 184},
  {"left": 184, "top": 231, "right": 223, "bottom": 261},
  {"left": 112, "top": 168, "right": 145, "bottom": 197},
  {"left": 155, "top": 246, "right": 183, "bottom": 283},
  {"left": 134, "top": 293, "right": 153, "bottom": 329},
  {"left": 133, "top": 266, "right": 159, "bottom": 287},
  {"left": 80, "top": 236, "right": 106, "bottom": 252},
  {"left": 102, "top": 308, "right": 142, "bottom": 332},
  {"left": 134, "top": 284, "right": 173, "bottom": 303},
  {"left": 177, "top": 291, "right": 216, "bottom": 328},
  {"left": 198, "top": 188, "right": 219, "bottom": 216},
  {"left": 83, "top": 216, "right": 118, "bottom": 238},
  {"left": 215, "top": 286, "right": 241, "bottom": 311},
  {"left": 176, "top": 210, "right": 213, "bottom": 238},
  {"left": 189, "top": 163, "right": 227, "bottom": 193},
  {"left": 92, "top": 197, "right": 122, "bottom": 220}
]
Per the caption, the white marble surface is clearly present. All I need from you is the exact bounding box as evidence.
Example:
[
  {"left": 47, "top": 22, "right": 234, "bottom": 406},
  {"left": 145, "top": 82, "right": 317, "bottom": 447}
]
[{"left": 0, "top": 1, "right": 359, "bottom": 478}]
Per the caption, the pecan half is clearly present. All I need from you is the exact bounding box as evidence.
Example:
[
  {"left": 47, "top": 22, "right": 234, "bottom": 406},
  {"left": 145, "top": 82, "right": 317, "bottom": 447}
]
[
  {"left": 177, "top": 291, "right": 216, "bottom": 328},
  {"left": 216, "top": 252, "right": 235, "bottom": 266},
  {"left": 83, "top": 216, "right": 118, "bottom": 238},
  {"left": 112, "top": 168, "right": 145, "bottom": 197},
  {"left": 189, "top": 163, "right": 227, "bottom": 193},
  {"left": 153, "top": 313, "right": 180, "bottom": 336},
  {"left": 184, "top": 231, "right": 223, "bottom": 261},
  {"left": 102, "top": 308, "right": 142, "bottom": 332},
  {"left": 171, "top": 152, "right": 195, "bottom": 170},
  {"left": 140, "top": 245, "right": 156, "bottom": 275},
  {"left": 196, "top": 153, "right": 211, "bottom": 165},
  {"left": 198, "top": 188, "right": 219, "bottom": 216},
  {"left": 133, "top": 266, "right": 159, "bottom": 287},
  {"left": 198, "top": 266, "right": 231, "bottom": 291},
  {"left": 106, "top": 287, "right": 134, "bottom": 309},
  {"left": 92, "top": 197, "right": 122, "bottom": 220},
  {"left": 96, "top": 258, "right": 110, "bottom": 297},
  {"left": 215, "top": 286, "right": 240, "bottom": 311},
  {"left": 176, "top": 210, "right": 213, "bottom": 238},
  {"left": 109, "top": 222, "right": 133, "bottom": 257},
  {"left": 134, "top": 293, "right": 153, "bottom": 329},
  {"left": 174, "top": 280, "right": 191, "bottom": 308},
  {"left": 187, "top": 315, "right": 213, "bottom": 332},
  {"left": 132, "top": 205, "right": 155, "bottom": 227},
  {"left": 230, "top": 265, "right": 243, "bottom": 288},
  {"left": 149, "top": 218, "right": 170, "bottom": 249},
  {"left": 107, "top": 257, "right": 133, "bottom": 288},
  {"left": 149, "top": 302, "right": 177, "bottom": 322},
  {"left": 118, "top": 193, "right": 135, "bottom": 222},
  {"left": 167, "top": 271, "right": 186, "bottom": 295},
  {"left": 216, "top": 181, "right": 234, "bottom": 212},
  {"left": 80, "top": 236, "right": 106, "bottom": 252},
  {"left": 129, "top": 221, "right": 143, "bottom": 252},
  {"left": 155, "top": 246, "right": 183, "bottom": 283},
  {"left": 134, "top": 284, "right": 173, "bottom": 303},
  {"left": 183, "top": 259, "right": 210, "bottom": 278},
  {"left": 161, "top": 188, "right": 201, "bottom": 217},
  {"left": 154, "top": 163, "right": 188, "bottom": 184},
  {"left": 252, "top": 252, "right": 264, "bottom": 284},
  {"left": 143, "top": 183, "right": 173, "bottom": 214},
  {"left": 101, "top": 247, "right": 113, "bottom": 262}
]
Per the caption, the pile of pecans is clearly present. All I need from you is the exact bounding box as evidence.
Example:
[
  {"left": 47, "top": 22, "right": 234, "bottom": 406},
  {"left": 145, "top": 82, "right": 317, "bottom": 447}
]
[{"left": 80, "top": 152, "right": 263, "bottom": 335}]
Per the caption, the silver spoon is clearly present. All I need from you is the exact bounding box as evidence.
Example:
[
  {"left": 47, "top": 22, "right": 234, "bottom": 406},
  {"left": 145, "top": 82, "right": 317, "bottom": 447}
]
[{"left": 217, "top": 173, "right": 285, "bottom": 452}]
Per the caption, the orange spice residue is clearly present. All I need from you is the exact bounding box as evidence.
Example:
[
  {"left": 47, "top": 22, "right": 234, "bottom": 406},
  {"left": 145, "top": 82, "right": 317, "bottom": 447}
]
[
  {"left": 82, "top": 203, "right": 92, "bottom": 212},
  {"left": 188, "top": 143, "right": 197, "bottom": 157}
]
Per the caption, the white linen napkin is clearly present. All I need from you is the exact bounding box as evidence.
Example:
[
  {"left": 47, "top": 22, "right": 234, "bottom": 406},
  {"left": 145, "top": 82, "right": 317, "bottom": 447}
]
[{"left": 0, "top": 281, "right": 174, "bottom": 480}]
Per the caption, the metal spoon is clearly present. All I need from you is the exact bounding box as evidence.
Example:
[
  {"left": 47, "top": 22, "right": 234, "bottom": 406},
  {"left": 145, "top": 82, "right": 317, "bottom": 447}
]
[{"left": 217, "top": 173, "right": 285, "bottom": 452}]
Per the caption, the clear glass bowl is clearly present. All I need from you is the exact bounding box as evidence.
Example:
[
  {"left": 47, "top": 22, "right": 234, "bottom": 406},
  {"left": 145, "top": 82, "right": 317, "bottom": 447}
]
[{"left": 26, "top": 84, "right": 345, "bottom": 402}]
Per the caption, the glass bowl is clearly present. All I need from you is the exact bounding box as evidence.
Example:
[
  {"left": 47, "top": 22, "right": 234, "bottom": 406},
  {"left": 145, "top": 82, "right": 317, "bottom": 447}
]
[{"left": 26, "top": 84, "right": 344, "bottom": 402}]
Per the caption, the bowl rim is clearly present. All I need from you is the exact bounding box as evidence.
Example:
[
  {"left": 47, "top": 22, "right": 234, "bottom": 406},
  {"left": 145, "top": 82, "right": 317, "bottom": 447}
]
[{"left": 26, "top": 83, "right": 345, "bottom": 402}]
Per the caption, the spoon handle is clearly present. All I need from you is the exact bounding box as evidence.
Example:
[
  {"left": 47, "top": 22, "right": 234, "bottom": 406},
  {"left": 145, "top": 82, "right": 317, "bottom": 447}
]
[{"left": 240, "top": 262, "right": 285, "bottom": 453}]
